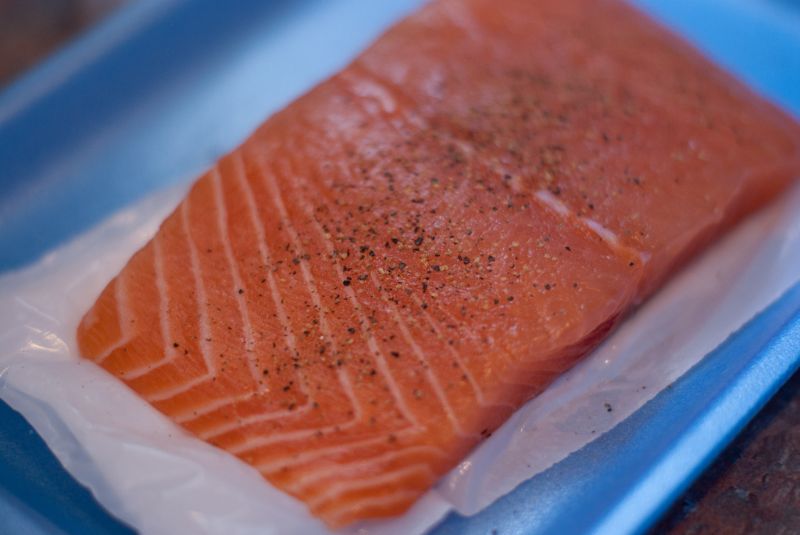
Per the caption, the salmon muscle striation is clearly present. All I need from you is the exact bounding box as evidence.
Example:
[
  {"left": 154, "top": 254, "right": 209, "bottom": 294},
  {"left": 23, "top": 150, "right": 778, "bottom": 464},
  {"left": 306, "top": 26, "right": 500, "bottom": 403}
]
[{"left": 77, "top": 0, "right": 800, "bottom": 527}]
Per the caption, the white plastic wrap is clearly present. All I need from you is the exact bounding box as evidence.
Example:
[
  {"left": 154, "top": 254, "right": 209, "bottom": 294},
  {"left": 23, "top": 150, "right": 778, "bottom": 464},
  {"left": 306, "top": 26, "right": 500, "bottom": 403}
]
[{"left": 1, "top": 181, "right": 800, "bottom": 535}]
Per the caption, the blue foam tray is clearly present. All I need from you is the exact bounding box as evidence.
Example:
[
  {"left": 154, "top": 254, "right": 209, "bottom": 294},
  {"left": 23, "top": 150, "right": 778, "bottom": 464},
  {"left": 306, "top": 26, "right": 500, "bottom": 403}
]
[{"left": 1, "top": 1, "right": 799, "bottom": 533}]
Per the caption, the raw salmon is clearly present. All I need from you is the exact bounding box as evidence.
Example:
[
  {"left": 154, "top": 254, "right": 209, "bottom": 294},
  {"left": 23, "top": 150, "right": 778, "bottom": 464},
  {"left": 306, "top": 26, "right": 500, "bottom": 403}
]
[{"left": 77, "top": 0, "right": 800, "bottom": 526}]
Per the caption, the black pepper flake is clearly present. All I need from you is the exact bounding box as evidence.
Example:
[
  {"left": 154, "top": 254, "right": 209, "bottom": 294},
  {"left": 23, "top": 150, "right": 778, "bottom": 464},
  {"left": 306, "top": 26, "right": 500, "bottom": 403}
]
[
  {"left": 414, "top": 236, "right": 424, "bottom": 246},
  {"left": 604, "top": 402, "right": 613, "bottom": 413},
  {"left": 172, "top": 342, "right": 179, "bottom": 348},
  {"left": 432, "top": 265, "right": 441, "bottom": 272},
  {"left": 462, "top": 256, "right": 471, "bottom": 265},
  {"left": 347, "top": 327, "right": 356, "bottom": 334},
  {"left": 238, "top": 288, "right": 244, "bottom": 295},
  {"left": 487, "top": 255, "right": 496, "bottom": 263},
  {"left": 544, "top": 283, "right": 553, "bottom": 291},
  {"left": 390, "top": 351, "right": 400, "bottom": 358},
  {"left": 342, "top": 278, "right": 351, "bottom": 286},
  {"left": 629, "top": 261, "right": 636, "bottom": 267}
]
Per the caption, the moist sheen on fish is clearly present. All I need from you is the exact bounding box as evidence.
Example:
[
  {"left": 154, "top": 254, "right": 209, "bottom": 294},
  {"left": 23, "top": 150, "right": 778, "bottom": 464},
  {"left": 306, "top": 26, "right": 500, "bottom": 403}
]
[{"left": 76, "top": 0, "right": 800, "bottom": 527}]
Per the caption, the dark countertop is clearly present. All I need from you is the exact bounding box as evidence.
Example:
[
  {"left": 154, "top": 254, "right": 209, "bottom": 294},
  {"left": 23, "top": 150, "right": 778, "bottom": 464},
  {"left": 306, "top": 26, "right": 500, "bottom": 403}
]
[
  {"left": 0, "top": 0, "right": 125, "bottom": 85},
  {"left": 0, "top": 1, "right": 798, "bottom": 534},
  {"left": 653, "top": 371, "right": 800, "bottom": 535}
]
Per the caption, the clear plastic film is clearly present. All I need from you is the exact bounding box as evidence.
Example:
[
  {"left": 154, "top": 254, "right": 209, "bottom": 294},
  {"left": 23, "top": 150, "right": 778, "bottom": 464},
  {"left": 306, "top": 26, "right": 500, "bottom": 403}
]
[{"left": 1, "top": 181, "right": 800, "bottom": 535}]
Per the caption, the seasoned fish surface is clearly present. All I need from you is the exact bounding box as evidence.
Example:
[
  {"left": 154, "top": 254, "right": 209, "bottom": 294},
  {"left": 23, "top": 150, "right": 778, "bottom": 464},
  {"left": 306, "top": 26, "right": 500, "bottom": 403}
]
[{"left": 77, "top": 0, "right": 800, "bottom": 526}]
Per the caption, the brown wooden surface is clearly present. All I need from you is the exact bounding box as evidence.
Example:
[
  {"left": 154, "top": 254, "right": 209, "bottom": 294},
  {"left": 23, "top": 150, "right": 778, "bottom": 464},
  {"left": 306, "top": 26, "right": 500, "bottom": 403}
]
[
  {"left": 0, "top": 0, "right": 124, "bottom": 85},
  {"left": 652, "top": 372, "right": 800, "bottom": 535},
  {"left": 0, "top": 1, "right": 797, "bottom": 533}
]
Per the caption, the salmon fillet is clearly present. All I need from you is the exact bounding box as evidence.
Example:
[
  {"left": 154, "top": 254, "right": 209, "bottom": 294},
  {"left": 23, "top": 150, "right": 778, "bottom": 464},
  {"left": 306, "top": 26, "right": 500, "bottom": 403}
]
[{"left": 77, "top": 0, "right": 800, "bottom": 527}]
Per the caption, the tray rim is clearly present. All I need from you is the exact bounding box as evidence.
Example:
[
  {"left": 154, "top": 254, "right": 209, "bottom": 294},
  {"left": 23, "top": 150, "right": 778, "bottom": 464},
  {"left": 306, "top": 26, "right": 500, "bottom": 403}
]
[{"left": 1, "top": 1, "right": 800, "bottom": 534}]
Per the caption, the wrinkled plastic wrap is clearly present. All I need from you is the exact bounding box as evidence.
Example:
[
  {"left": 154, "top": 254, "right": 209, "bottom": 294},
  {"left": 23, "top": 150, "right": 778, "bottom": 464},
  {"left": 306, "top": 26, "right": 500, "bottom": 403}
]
[{"left": 1, "top": 180, "right": 800, "bottom": 535}]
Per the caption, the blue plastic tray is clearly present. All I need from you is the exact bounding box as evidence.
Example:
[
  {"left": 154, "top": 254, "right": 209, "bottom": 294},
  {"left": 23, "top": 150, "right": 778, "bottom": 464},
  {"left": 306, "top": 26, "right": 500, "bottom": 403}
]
[{"left": 1, "top": 1, "right": 799, "bottom": 533}]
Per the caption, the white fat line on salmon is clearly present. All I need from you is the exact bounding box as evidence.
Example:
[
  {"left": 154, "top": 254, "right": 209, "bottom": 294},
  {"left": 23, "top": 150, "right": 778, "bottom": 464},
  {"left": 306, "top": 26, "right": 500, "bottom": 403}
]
[
  {"left": 437, "top": 307, "right": 517, "bottom": 410},
  {"left": 280, "top": 116, "right": 481, "bottom": 435},
  {"left": 310, "top": 120, "right": 515, "bottom": 409},
  {"left": 197, "top": 157, "right": 414, "bottom": 452},
  {"left": 267, "top": 152, "right": 422, "bottom": 430},
  {"left": 306, "top": 464, "right": 435, "bottom": 508},
  {"left": 233, "top": 153, "right": 373, "bottom": 436},
  {"left": 134, "top": 179, "right": 277, "bottom": 399},
  {"left": 232, "top": 151, "right": 306, "bottom": 391},
  {"left": 194, "top": 369, "right": 359, "bottom": 442},
  {"left": 140, "top": 353, "right": 212, "bottom": 403},
  {"left": 211, "top": 167, "right": 263, "bottom": 386},
  {"left": 408, "top": 294, "right": 508, "bottom": 410},
  {"left": 119, "top": 234, "right": 176, "bottom": 380},
  {"left": 430, "top": 305, "right": 536, "bottom": 406},
  {"left": 193, "top": 400, "right": 313, "bottom": 440},
  {"left": 372, "top": 272, "right": 478, "bottom": 440},
  {"left": 211, "top": 152, "right": 431, "bottom": 461},
  {"left": 172, "top": 154, "right": 317, "bottom": 426},
  {"left": 321, "top": 489, "right": 424, "bottom": 524},
  {"left": 278, "top": 133, "right": 479, "bottom": 437},
  {"left": 254, "top": 427, "right": 426, "bottom": 473},
  {"left": 340, "top": 65, "right": 429, "bottom": 130},
  {"left": 182, "top": 199, "right": 216, "bottom": 376},
  {"left": 225, "top": 402, "right": 407, "bottom": 456},
  {"left": 336, "top": 105, "right": 494, "bottom": 399},
  {"left": 439, "top": 0, "right": 485, "bottom": 38},
  {"left": 284, "top": 445, "right": 446, "bottom": 494},
  {"left": 173, "top": 391, "right": 311, "bottom": 427},
  {"left": 179, "top": 149, "right": 365, "bottom": 433},
  {"left": 533, "top": 189, "right": 651, "bottom": 265},
  {"left": 140, "top": 200, "right": 218, "bottom": 402},
  {"left": 340, "top": 69, "right": 398, "bottom": 115},
  {"left": 93, "top": 277, "right": 132, "bottom": 363}
]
